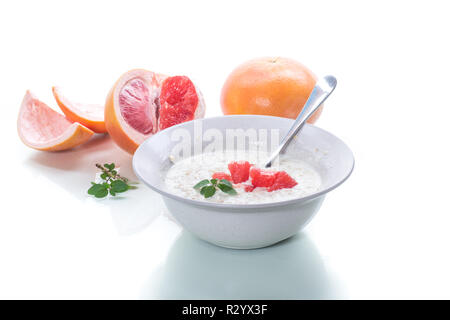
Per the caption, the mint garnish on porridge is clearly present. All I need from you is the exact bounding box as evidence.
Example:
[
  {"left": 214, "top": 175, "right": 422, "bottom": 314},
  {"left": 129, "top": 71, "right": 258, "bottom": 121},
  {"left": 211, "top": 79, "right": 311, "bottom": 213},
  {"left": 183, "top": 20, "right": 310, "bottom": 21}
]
[{"left": 194, "top": 178, "right": 237, "bottom": 199}]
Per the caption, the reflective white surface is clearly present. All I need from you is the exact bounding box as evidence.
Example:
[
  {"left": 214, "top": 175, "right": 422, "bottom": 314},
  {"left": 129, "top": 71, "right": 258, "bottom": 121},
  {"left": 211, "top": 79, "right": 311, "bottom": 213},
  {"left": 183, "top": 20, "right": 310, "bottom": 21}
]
[
  {"left": 2, "top": 0, "right": 450, "bottom": 299},
  {"left": 143, "top": 232, "right": 336, "bottom": 299}
]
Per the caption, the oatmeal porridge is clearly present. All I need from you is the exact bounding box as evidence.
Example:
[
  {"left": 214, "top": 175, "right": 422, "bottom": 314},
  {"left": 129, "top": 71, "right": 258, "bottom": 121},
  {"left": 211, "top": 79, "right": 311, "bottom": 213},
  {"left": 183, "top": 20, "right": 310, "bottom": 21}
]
[{"left": 165, "top": 150, "right": 321, "bottom": 204}]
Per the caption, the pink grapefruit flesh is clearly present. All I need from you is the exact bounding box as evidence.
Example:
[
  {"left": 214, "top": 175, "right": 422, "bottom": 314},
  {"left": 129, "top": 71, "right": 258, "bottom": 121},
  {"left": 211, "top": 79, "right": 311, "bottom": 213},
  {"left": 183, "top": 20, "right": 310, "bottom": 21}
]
[
  {"left": 158, "top": 76, "right": 199, "bottom": 130},
  {"left": 267, "top": 171, "right": 298, "bottom": 192},
  {"left": 119, "top": 78, "right": 155, "bottom": 135},
  {"left": 18, "top": 91, "right": 94, "bottom": 151},
  {"left": 212, "top": 172, "right": 233, "bottom": 182},
  {"left": 249, "top": 167, "right": 277, "bottom": 187},
  {"left": 228, "top": 161, "right": 252, "bottom": 184}
]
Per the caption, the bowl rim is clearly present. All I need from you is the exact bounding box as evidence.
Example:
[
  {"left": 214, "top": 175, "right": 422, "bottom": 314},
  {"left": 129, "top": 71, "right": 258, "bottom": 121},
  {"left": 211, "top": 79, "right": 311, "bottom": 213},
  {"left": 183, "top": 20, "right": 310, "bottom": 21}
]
[{"left": 132, "top": 115, "right": 355, "bottom": 209}]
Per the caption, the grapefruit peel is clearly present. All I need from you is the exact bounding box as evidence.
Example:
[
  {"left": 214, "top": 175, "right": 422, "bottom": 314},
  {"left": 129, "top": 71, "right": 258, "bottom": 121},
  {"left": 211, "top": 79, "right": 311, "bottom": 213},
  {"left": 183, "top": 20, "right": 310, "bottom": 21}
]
[{"left": 52, "top": 86, "right": 106, "bottom": 133}]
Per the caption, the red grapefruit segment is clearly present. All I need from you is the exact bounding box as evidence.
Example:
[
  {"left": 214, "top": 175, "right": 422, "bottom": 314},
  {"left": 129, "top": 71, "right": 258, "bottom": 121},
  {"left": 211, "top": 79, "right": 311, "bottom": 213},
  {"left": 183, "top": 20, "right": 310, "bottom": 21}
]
[
  {"left": 244, "top": 184, "right": 256, "bottom": 192},
  {"left": 159, "top": 76, "right": 199, "bottom": 130},
  {"left": 249, "top": 167, "right": 277, "bottom": 187},
  {"left": 212, "top": 172, "right": 232, "bottom": 182},
  {"left": 267, "top": 171, "right": 298, "bottom": 192},
  {"left": 228, "top": 161, "right": 252, "bottom": 183},
  {"left": 52, "top": 86, "right": 106, "bottom": 133},
  {"left": 18, "top": 91, "right": 94, "bottom": 151}
]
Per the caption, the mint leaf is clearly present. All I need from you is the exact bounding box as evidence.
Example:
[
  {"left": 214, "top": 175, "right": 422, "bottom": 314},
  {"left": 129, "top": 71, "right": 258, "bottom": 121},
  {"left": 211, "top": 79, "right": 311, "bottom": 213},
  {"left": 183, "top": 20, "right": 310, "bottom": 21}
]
[
  {"left": 104, "top": 163, "right": 115, "bottom": 170},
  {"left": 194, "top": 179, "right": 210, "bottom": 189},
  {"left": 200, "top": 185, "right": 216, "bottom": 198},
  {"left": 89, "top": 163, "right": 135, "bottom": 199},
  {"left": 194, "top": 177, "right": 238, "bottom": 198},
  {"left": 217, "top": 183, "right": 237, "bottom": 195},
  {"left": 219, "top": 179, "right": 233, "bottom": 187},
  {"left": 94, "top": 188, "right": 108, "bottom": 198},
  {"left": 110, "top": 180, "right": 129, "bottom": 193},
  {"left": 88, "top": 183, "right": 106, "bottom": 195},
  {"left": 88, "top": 183, "right": 109, "bottom": 198}
]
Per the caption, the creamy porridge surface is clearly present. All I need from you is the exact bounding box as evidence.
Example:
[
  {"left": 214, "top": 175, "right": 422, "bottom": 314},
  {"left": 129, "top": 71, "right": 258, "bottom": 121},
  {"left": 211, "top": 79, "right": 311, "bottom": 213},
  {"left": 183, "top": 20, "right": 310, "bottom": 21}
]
[{"left": 165, "top": 150, "right": 321, "bottom": 204}]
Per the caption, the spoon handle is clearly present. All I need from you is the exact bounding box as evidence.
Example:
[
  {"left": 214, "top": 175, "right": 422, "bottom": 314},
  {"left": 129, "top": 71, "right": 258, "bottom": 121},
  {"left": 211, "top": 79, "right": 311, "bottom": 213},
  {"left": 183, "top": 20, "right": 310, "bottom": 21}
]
[{"left": 264, "top": 75, "right": 337, "bottom": 168}]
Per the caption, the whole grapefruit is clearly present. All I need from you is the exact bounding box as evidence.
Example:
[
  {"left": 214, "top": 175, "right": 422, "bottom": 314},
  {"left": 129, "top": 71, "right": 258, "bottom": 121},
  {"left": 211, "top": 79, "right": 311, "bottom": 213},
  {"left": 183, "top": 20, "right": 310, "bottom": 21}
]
[{"left": 221, "top": 57, "right": 322, "bottom": 122}]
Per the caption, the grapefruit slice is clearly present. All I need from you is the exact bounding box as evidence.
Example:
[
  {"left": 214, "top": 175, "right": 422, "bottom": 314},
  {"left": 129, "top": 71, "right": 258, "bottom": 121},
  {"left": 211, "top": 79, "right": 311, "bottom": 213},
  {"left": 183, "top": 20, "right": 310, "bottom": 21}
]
[
  {"left": 267, "top": 171, "right": 298, "bottom": 192},
  {"left": 212, "top": 172, "right": 232, "bottom": 182},
  {"left": 52, "top": 86, "right": 106, "bottom": 133},
  {"left": 228, "top": 161, "right": 252, "bottom": 183},
  {"left": 17, "top": 91, "right": 94, "bottom": 151},
  {"left": 249, "top": 167, "right": 277, "bottom": 187},
  {"left": 105, "top": 69, "right": 205, "bottom": 154},
  {"left": 243, "top": 184, "right": 256, "bottom": 192},
  {"left": 158, "top": 76, "right": 204, "bottom": 130}
]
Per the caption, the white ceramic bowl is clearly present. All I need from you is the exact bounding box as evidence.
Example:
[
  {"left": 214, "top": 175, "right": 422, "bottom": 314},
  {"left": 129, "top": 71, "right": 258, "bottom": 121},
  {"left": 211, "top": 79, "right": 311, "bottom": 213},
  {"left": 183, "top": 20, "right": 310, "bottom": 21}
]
[{"left": 133, "top": 115, "right": 354, "bottom": 249}]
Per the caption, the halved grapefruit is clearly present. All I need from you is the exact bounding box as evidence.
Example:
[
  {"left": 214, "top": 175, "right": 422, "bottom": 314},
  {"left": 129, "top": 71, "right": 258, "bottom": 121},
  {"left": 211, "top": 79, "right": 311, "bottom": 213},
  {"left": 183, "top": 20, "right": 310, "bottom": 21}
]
[
  {"left": 17, "top": 91, "right": 94, "bottom": 151},
  {"left": 52, "top": 86, "right": 106, "bottom": 133},
  {"left": 105, "top": 69, "right": 205, "bottom": 154}
]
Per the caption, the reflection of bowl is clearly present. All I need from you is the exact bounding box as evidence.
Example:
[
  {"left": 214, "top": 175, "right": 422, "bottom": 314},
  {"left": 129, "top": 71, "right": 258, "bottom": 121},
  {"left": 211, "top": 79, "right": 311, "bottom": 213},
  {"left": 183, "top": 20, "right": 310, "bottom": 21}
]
[
  {"left": 142, "top": 232, "right": 336, "bottom": 299},
  {"left": 133, "top": 115, "right": 354, "bottom": 249}
]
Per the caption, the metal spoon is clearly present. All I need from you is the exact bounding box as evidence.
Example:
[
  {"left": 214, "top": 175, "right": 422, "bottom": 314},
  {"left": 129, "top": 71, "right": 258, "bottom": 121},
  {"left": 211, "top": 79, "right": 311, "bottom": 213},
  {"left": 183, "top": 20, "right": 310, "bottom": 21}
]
[{"left": 264, "top": 75, "right": 337, "bottom": 168}]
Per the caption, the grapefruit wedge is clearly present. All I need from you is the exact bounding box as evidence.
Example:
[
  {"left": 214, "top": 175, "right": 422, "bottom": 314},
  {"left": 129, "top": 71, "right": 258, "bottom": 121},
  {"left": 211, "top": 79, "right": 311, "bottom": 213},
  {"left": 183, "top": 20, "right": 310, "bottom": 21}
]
[
  {"left": 17, "top": 91, "right": 94, "bottom": 151},
  {"left": 105, "top": 69, "right": 205, "bottom": 154},
  {"left": 52, "top": 86, "right": 106, "bottom": 133}
]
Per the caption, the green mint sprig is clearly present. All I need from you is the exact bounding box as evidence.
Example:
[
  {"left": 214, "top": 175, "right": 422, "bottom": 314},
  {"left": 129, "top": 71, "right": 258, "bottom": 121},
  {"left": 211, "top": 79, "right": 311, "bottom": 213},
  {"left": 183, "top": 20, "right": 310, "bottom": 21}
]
[
  {"left": 193, "top": 179, "right": 237, "bottom": 198},
  {"left": 87, "top": 163, "right": 137, "bottom": 198}
]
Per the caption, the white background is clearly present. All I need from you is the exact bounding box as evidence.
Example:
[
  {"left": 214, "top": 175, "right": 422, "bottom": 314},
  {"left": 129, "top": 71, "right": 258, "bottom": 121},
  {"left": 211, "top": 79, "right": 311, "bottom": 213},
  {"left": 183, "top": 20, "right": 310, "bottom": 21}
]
[{"left": 1, "top": 0, "right": 450, "bottom": 299}]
